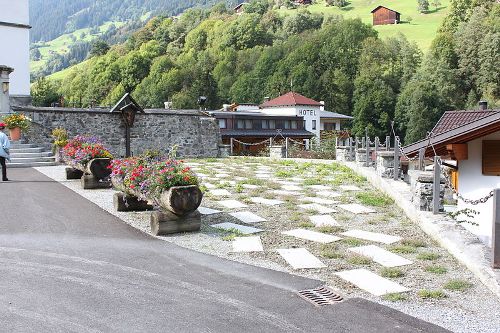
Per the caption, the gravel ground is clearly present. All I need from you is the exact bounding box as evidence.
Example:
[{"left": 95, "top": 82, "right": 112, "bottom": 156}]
[{"left": 35, "top": 160, "right": 500, "bottom": 333}]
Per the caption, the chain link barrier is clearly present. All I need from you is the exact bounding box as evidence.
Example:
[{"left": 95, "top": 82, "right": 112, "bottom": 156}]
[{"left": 438, "top": 157, "right": 495, "bottom": 205}]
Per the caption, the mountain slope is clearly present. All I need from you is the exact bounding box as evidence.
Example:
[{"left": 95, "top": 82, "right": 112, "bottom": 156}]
[{"left": 29, "top": 0, "right": 239, "bottom": 42}]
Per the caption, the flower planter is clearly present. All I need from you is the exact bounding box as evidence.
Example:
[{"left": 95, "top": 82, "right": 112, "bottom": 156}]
[
  {"left": 80, "top": 158, "right": 112, "bottom": 189},
  {"left": 113, "top": 192, "right": 154, "bottom": 212},
  {"left": 9, "top": 127, "right": 21, "bottom": 141},
  {"left": 66, "top": 167, "right": 84, "bottom": 180},
  {"left": 150, "top": 185, "right": 203, "bottom": 236}
]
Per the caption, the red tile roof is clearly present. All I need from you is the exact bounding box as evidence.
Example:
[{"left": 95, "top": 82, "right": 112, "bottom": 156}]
[
  {"left": 432, "top": 110, "right": 499, "bottom": 135},
  {"left": 260, "top": 92, "right": 322, "bottom": 108}
]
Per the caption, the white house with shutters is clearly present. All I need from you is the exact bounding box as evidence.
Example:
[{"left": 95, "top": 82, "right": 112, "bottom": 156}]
[{"left": 0, "top": 0, "right": 30, "bottom": 111}]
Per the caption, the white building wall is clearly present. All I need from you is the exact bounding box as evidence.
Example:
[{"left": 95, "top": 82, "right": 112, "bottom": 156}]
[
  {"left": 457, "top": 131, "right": 500, "bottom": 246},
  {"left": 0, "top": 0, "right": 31, "bottom": 96}
]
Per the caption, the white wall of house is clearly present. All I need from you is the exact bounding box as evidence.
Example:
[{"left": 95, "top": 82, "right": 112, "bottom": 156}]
[
  {"left": 0, "top": 0, "right": 31, "bottom": 96},
  {"left": 458, "top": 131, "right": 500, "bottom": 246},
  {"left": 260, "top": 106, "right": 321, "bottom": 137}
]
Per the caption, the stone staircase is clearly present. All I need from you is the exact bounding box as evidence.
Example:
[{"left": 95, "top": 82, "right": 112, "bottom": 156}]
[{"left": 7, "top": 141, "right": 57, "bottom": 168}]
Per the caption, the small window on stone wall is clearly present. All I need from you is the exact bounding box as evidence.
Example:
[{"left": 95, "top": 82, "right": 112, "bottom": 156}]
[{"left": 482, "top": 140, "right": 500, "bottom": 176}]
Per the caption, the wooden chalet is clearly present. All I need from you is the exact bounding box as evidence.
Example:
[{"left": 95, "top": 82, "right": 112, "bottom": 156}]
[
  {"left": 234, "top": 2, "right": 249, "bottom": 14},
  {"left": 371, "top": 6, "right": 401, "bottom": 26}
]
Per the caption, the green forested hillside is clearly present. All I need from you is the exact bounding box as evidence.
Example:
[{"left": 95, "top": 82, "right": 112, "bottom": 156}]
[{"left": 36, "top": 0, "right": 499, "bottom": 145}]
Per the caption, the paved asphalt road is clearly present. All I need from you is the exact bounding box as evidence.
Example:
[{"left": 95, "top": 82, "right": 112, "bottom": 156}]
[{"left": 0, "top": 168, "right": 449, "bottom": 333}]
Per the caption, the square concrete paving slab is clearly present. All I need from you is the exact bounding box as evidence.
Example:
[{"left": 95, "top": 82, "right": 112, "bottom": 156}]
[
  {"left": 282, "top": 229, "right": 341, "bottom": 243},
  {"left": 242, "top": 184, "right": 259, "bottom": 189},
  {"left": 317, "top": 191, "right": 342, "bottom": 198},
  {"left": 300, "top": 197, "right": 338, "bottom": 205},
  {"left": 210, "top": 189, "right": 232, "bottom": 196},
  {"left": 198, "top": 207, "right": 222, "bottom": 215},
  {"left": 299, "top": 203, "right": 336, "bottom": 214},
  {"left": 256, "top": 174, "right": 272, "bottom": 179},
  {"left": 250, "top": 197, "right": 284, "bottom": 206},
  {"left": 277, "top": 248, "right": 327, "bottom": 269},
  {"left": 339, "top": 185, "right": 362, "bottom": 191},
  {"left": 282, "top": 185, "right": 303, "bottom": 191},
  {"left": 211, "top": 223, "right": 263, "bottom": 234},
  {"left": 215, "top": 173, "right": 230, "bottom": 178},
  {"left": 232, "top": 236, "right": 264, "bottom": 252},
  {"left": 338, "top": 204, "right": 376, "bottom": 214},
  {"left": 341, "top": 230, "right": 402, "bottom": 244},
  {"left": 196, "top": 173, "right": 208, "bottom": 177},
  {"left": 273, "top": 190, "right": 301, "bottom": 196},
  {"left": 349, "top": 245, "right": 413, "bottom": 267},
  {"left": 204, "top": 183, "right": 216, "bottom": 189},
  {"left": 229, "top": 211, "right": 266, "bottom": 224},
  {"left": 309, "top": 215, "right": 340, "bottom": 227},
  {"left": 218, "top": 200, "right": 248, "bottom": 209},
  {"left": 307, "top": 185, "right": 331, "bottom": 191},
  {"left": 335, "top": 269, "right": 410, "bottom": 296}
]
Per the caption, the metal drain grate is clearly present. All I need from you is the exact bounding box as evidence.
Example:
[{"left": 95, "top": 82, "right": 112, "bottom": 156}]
[{"left": 297, "top": 286, "right": 344, "bottom": 307}]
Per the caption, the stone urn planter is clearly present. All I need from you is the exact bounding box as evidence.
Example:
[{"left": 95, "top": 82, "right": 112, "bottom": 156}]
[
  {"left": 150, "top": 185, "right": 203, "bottom": 236},
  {"left": 79, "top": 158, "right": 113, "bottom": 189},
  {"left": 9, "top": 127, "right": 21, "bottom": 141}
]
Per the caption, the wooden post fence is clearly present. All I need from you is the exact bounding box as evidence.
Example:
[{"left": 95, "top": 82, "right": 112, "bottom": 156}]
[
  {"left": 418, "top": 148, "right": 425, "bottom": 171},
  {"left": 385, "top": 136, "right": 390, "bottom": 151},
  {"left": 365, "top": 129, "right": 370, "bottom": 167},
  {"left": 493, "top": 189, "right": 500, "bottom": 268},
  {"left": 374, "top": 137, "right": 379, "bottom": 170},
  {"left": 433, "top": 156, "right": 441, "bottom": 214},
  {"left": 285, "top": 137, "right": 289, "bottom": 159},
  {"left": 230, "top": 138, "right": 234, "bottom": 156},
  {"left": 393, "top": 136, "right": 400, "bottom": 180}
]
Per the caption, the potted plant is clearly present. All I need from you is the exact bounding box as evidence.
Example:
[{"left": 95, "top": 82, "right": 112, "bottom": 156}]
[
  {"left": 1, "top": 113, "right": 31, "bottom": 141},
  {"left": 51, "top": 128, "right": 68, "bottom": 163}
]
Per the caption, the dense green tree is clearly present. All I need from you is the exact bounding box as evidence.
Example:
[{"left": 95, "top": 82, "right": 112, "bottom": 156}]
[{"left": 31, "top": 77, "right": 61, "bottom": 107}]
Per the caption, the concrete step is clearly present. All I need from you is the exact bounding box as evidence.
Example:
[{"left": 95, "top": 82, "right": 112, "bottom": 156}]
[
  {"left": 8, "top": 156, "right": 56, "bottom": 163},
  {"left": 9, "top": 147, "right": 44, "bottom": 153},
  {"left": 6, "top": 161, "right": 57, "bottom": 168},
  {"left": 9, "top": 151, "right": 53, "bottom": 158},
  {"left": 10, "top": 143, "right": 37, "bottom": 149}
]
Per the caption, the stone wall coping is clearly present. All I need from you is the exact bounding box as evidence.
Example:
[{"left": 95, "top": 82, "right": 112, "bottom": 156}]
[
  {"left": 13, "top": 106, "right": 211, "bottom": 117},
  {"left": 377, "top": 151, "right": 394, "bottom": 157}
]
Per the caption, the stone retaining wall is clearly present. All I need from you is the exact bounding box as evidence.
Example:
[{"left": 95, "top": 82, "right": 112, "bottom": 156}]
[{"left": 15, "top": 106, "right": 221, "bottom": 158}]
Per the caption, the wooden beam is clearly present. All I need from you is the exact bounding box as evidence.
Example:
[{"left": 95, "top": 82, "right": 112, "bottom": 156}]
[{"left": 446, "top": 144, "right": 468, "bottom": 160}]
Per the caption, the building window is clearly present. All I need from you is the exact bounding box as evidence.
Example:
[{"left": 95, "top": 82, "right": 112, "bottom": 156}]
[
  {"left": 284, "top": 120, "right": 291, "bottom": 129},
  {"left": 237, "top": 119, "right": 245, "bottom": 129},
  {"left": 218, "top": 119, "right": 227, "bottom": 129},
  {"left": 269, "top": 120, "right": 276, "bottom": 129},
  {"left": 324, "top": 123, "right": 335, "bottom": 131},
  {"left": 312, "top": 120, "right": 317, "bottom": 130},
  {"left": 483, "top": 140, "right": 500, "bottom": 176},
  {"left": 291, "top": 121, "right": 298, "bottom": 129},
  {"left": 245, "top": 119, "right": 252, "bottom": 129},
  {"left": 262, "top": 120, "right": 268, "bottom": 129}
]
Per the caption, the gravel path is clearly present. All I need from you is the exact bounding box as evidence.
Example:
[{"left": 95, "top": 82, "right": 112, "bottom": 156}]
[{"left": 35, "top": 160, "right": 500, "bottom": 333}]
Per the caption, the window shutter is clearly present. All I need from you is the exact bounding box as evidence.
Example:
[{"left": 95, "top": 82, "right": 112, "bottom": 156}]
[{"left": 482, "top": 141, "right": 500, "bottom": 176}]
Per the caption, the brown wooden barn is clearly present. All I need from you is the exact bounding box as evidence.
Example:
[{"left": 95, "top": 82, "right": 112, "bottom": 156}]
[{"left": 371, "top": 6, "right": 401, "bottom": 25}]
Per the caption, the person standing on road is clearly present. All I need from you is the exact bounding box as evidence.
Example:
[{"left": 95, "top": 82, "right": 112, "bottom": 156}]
[{"left": 0, "top": 122, "right": 10, "bottom": 181}]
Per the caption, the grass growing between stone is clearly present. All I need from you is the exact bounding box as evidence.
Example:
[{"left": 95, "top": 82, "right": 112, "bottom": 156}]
[
  {"left": 355, "top": 192, "right": 394, "bottom": 207},
  {"left": 320, "top": 244, "right": 344, "bottom": 259},
  {"left": 417, "top": 252, "right": 441, "bottom": 261},
  {"left": 383, "top": 293, "right": 408, "bottom": 302},
  {"left": 425, "top": 265, "right": 448, "bottom": 274},
  {"left": 347, "top": 254, "right": 371, "bottom": 265},
  {"left": 390, "top": 245, "right": 417, "bottom": 254},
  {"left": 380, "top": 267, "right": 405, "bottom": 278},
  {"left": 444, "top": 279, "right": 473, "bottom": 291},
  {"left": 417, "top": 289, "right": 447, "bottom": 300}
]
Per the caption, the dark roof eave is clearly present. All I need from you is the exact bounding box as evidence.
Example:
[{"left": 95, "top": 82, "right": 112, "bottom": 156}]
[{"left": 403, "top": 111, "right": 500, "bottom": 156}]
